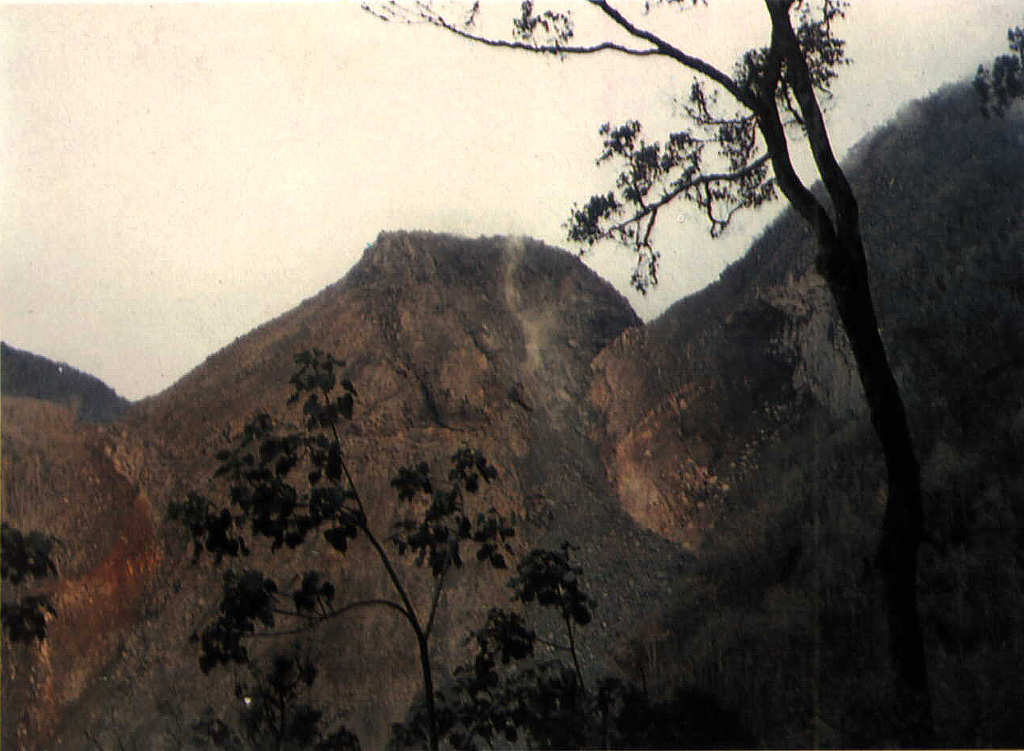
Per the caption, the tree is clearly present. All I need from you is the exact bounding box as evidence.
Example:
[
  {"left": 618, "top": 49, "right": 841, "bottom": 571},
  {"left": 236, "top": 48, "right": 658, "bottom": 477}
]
[
  {"left": 366, "top": 0, "right": 931, "bottom": 743},
  {"left": 395, "top": 540, "right": 755, "bottom": 750},
  {"left": 392, "top": 542, "right": 597, "bottom": 750},
  {"left": 170, "top": 349, "right": 516, "bottom": 751},
  {"left": 1, "top": 521, "right": 58, "bottom": 643},
  {"left": 191, "top": 646, "right": 361, "bottom": 751},
  {"left": 975, "top": 25, "right": 1024, "bottom": 117}
]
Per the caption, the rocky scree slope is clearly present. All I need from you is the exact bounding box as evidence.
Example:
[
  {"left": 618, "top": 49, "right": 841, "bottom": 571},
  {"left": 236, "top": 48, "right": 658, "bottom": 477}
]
[{"left": 34, "top": 232, "right": 688, "bottom": 750}]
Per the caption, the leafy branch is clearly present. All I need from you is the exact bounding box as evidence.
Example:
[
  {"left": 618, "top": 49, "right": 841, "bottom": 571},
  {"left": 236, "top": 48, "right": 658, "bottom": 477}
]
[
  {"left": 169, "top": 349, "right": 516, "bottom": 751},
  {"left": 1, "top": 522, "right": 59, "bottom": 643}
]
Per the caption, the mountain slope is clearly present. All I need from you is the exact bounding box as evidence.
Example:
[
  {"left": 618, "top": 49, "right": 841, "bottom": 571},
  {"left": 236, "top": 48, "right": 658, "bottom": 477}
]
[
  {"left": 24, "top": 232, "right": 690, "bottom": 750},
  {"left": 590, "top": 83, "right": 1024, "bottom": 745},
  {"left": 1, "top": 397, "right": 161, "bottom": 750}
]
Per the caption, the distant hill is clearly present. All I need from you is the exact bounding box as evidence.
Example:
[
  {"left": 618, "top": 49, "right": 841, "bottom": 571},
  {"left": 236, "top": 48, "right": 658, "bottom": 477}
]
[{"left": 0, "top": 342, "right": 130, "bottom": 423}]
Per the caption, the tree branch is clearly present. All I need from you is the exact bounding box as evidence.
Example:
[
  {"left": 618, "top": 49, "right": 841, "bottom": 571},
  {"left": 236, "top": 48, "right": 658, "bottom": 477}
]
[
  {"left": 587, "top": 0, "right": 753, "bottom": 106},
  {"left": 328, "top": 419, "right": 424, "bottom": 632},
  {"left": 324, "top": 597, "right": 411, "bottom": 622},
  {"left": 751, "top": 35, "right": 824, "bottom": 230},
  {"left": 765, "top": 0, "right": 855, "bottom": 226},
  {"left": 424, "top": 559, "right": 450, "bottom": 640},
  {"left": 427, "top": 18, "right": 660, "bottom": 57},
  {"left": 365, "top": 2, "right": 659, "bottom": 57},
  {"left": 607, "top": 153, "right": 771, "bottom": 237},
  {"left": 256, "top": 598, "right": 412, "bottom": 639}
]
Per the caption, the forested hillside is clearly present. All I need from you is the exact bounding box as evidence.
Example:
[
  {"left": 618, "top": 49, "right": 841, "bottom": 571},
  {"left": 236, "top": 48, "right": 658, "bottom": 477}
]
[
  {"left": 594, "top": 82, "right": 1024, "bottom": 746},
  {"left": 1, "top": 342, "right": 130, "bottom": 423}
]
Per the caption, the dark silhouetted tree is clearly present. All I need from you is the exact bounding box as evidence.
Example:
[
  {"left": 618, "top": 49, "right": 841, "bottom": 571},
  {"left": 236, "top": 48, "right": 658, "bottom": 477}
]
[
  {"left": 394, "top": 541, "right": 755, "bottom": 750},
  {"left": 366, "top": 1, "right": 932, "bottom": 741},
  {"left": 191, "top": 646, "right": 361, "bottom": 751},
  {"left": 975, "top": 25, "right": 1023, "bottom": 117},
  {"left": 170, "top": 349, "right": 516, "bottom": 751},
  {"left": 1, "top": 522, "right": 58, "bottom": 643}
]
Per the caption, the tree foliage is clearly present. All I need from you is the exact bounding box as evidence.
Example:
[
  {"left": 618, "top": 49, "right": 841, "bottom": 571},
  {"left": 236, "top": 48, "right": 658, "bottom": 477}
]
[
  {"left": 366, "top": 1, "right": 936, "bottom": 742},
  {"left": 393, "top": 540, "right": 755, "bottom": 750},
  {"left": 975, "top": 25, "right": 1024, "bottom": 117},
  {"left": 191, "top": 647, "right": 361, "bottom": 751},
  {"left": 170, "top": 349, "right": 516, "bottom": 751},
  {"left": 1, "top": 521, "right": 58, "bottom": 643}
]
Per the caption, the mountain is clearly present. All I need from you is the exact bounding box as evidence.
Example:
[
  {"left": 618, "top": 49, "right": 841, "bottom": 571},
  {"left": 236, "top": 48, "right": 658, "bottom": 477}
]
[
  {"left": 5, "top": 233, "right": 690, "bottom": 750},
  {"left": 591, "top": 83, "right": 1024, "bottom": 746},
  {"left": 1, "top": 342, "right": 131, "bottom": 423},
  {"left": 2, "top": 82, "right": 1023, "bottom": 749}
]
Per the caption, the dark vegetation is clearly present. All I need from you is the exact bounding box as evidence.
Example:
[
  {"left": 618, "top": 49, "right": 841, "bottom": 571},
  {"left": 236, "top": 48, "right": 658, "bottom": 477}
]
[
  {"left": 170, "top": 349, "right": 516, "bottom": 750},
  {"left": 1, "top": 522, "right": 58, "bottom": 643},
  {"left": 975, "top": 25, "right": 1024, "bottom": 117},
  {"left": 393, "top": 541, "right": 755, "bottom": 750},
  {"left": 188, "top": 648, "right": 362, "bottom": 751},
  {"left": 635, "top": 82, "right": 1024, "bottom": 746},
  {"left": 1, "top": 341, "right": 130, "bottom": 423}
]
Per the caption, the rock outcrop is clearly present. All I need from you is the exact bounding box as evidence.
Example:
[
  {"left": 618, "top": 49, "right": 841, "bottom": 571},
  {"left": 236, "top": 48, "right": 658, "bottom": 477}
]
[{"left": 1, "top": 398, "right": 160, "bottom": 749}]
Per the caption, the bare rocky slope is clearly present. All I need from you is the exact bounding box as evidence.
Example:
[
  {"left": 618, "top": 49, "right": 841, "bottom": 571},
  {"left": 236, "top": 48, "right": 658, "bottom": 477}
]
[
  {"left": 1, "top": 398, "right": 161, "bottom": 750},
  {"left": 5, "top": 233, "right": 690, "bottom": 750},
  {"left": 3, "top": 82, "right": 1023, "bottom": 748}
]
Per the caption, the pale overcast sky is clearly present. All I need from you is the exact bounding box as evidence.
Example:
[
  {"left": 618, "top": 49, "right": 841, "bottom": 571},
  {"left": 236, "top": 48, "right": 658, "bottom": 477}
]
[{"left": 1, "top": 1, "right": 1020, "bottom": 400}]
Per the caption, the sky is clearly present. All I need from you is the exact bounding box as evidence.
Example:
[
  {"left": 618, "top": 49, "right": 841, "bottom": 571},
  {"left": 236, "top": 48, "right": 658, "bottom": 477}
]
[{"left": 1, "top": 0, "right": 1020, "bottom": 401}]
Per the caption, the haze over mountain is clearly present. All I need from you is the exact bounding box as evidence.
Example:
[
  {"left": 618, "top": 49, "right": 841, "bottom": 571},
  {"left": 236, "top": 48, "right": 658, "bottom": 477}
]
[
  {"left": 2, "top": 81, "right": 1023, "bottom": 749},
  {"left": 3, "top": 2, "right": 1021, "bottom": 401}
]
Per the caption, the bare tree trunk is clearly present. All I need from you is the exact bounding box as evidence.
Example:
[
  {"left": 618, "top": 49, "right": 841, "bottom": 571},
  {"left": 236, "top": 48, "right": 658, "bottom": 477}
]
[
  {"left": 817, "top": 224, "right": 932, "bottom": 746},
  {"left": 763, "top": 3, "right": 933, "bottom": 743},
  {"left": 416, "top": 629, "right": 440, "bottom": 751}
]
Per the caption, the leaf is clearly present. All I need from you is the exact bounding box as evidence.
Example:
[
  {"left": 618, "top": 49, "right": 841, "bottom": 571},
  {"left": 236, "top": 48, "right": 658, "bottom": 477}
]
[
  {"left": 325, "top": 443, "right": 343, "bottom": 483},
  {"left": 338, "top": 393, "right": 354, "bottom": 421},
  {"left": 324, "top": 525, "right": 357, "bottom": 553}
]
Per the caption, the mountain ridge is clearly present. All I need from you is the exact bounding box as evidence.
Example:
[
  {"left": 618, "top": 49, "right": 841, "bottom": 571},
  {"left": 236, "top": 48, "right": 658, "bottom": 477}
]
[{"left": 1, "top": 342, "right": 131, "bottom": 423}]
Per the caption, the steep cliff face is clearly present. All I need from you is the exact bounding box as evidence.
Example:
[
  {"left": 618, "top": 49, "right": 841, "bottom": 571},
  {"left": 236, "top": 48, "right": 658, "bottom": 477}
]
[
  {"left": 590, "top": 85, "right": 1024, "bottom": 554},
  {"left": 591, "top": 278, "right": 815, "bottom": 546}
]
